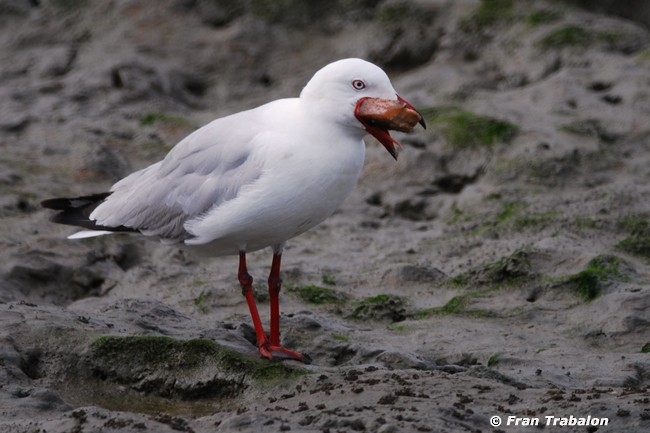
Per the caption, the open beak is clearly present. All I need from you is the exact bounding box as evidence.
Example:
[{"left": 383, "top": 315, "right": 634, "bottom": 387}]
[{"left": 354, "top": 95, "right": 426, "bottom": 160}]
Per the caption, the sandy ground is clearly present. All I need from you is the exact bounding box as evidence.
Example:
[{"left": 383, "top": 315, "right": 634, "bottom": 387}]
[{"left": 1, "top": 1, "right": 649, "bottom": 432}]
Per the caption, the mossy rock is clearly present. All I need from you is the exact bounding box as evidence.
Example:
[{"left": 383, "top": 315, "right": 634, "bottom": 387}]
[
  {"left": 477, "top": 250, "right": 535, "bottom": 285},
  {"left": 539, "top": 24, "right": 645, "bottom": 54},
  {"left": 459, "top": 0, "right": 515, "bottom": 31},
  {"left": 526, "top": 151, "right": 581, "bottom": 187},
  {"left": 513, "top": 211, "right": 562, "bottom": 230},
  {"left": 440, "top": 295, "right": 470, "bottom": 314},
  {"left": 527, "top": 9, "right": 563, "bottom": 27},
  {"left": 637, "top": 48, "right": 650, "bottom": 63},
  {"left": 288, "top": 284, "right": 348, "bottom": 305},
  {"left": 559, "top": 119, "right": 620, "bottom": 143},
  {"left": 413, "top": 250, "right": 538, "bottom": 319},
  {"left": 538, "top": 25, "right": 592, "bottom": 49},
  {"left": 617, "top": 236, "right": 650, "bottom": 258},
  {"left": 349, "top": 294, "right": 407, "bottom": 322},
  {"left": 450, "top": 249, "right": 538, "bottom": 288},
  {"left": 486, "top": 353, "right": 500, "bottom": 367},
  {"left": 414, "top": 294, "right": 495, "bottom": 319},
  {"left": 89, "top": 336, "right": 306, "bottom": 399},
  {"left": 422, "top": 107, "right": 518, "bottom": 150},
  {"left": 619, "top": 215, "right": 649, "bottom": 234},
  {"left": 495, "top": 201, "right": 528, "bottom": 225},
  {"left": 616, "top": 215, "right": 650, "bottom": 258},
  {"left": 563, "top": 255, "right": 630, "bottom": 301}
]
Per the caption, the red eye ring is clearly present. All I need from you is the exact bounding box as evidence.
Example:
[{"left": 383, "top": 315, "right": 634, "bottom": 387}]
[{"left": 352, "top": 79, "right": 366, "bottom": 90}]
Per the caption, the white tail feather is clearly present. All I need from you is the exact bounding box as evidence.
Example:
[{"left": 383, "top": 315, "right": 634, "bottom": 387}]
[{"left": 67, "top": 230, "right": 114, "bottom": 239}]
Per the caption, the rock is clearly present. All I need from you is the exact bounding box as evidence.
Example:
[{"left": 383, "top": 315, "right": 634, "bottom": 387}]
[
  {"left": 30, "top": 389, "right": 72, "bottom": 411},
  {"left": 567, "top": 0, "right": 650, "bottom": 29},
  {"left": 37, "top": 45, "right": 77, "bottom": 77},
  {"left": 250, "top": 0, "right": 381, "bottom": 28},
  {"left": 77, "top": 144, "right": 131, "bottom": 181},
  {"left": 0, "top": 0, "right": 35, "bottom": 15},
  {"left": 110, "top": 62, "right": 165, "bottom": 101},
  {"left": 393, "top": 199, "right": 432, "bottom": 221},
  {"left": 432, "top": 172, "right": 480, "bottom": 193},
  {"left": 375, "top": 350, "right": 433, "bottom": 370},
  {"left": 110, "top": 61, "right": 207, "bottom": 106},
  {"left": 378, "top": 424, "right": 399, "bottom": 433},
  {"left": 218, "top": 413, "right": 276, "bottom": 431},
  {"left": 2, "top": 261, "right": 104, "bottom": 305},
  {"left": 195, "top": 0, "right": 246, "bottom": 27},
  {"left": 369, "top": 0, "right": 441, "bottom": 70},
  {"left": 382, "top": 265, "right": 446, "bottom": 286},
  {"left": 398, "top": 265, "right": 445, "bottom": 283},
  {"left": 348, "top": 294, "right": 407, "bottom": 323},
  {"left": 0, "top": 112, "right": 29, "bottom": 132}
]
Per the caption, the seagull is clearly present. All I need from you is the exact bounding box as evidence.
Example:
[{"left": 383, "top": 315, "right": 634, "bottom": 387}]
[{"left": 42, "top": 58, "right": 425, "bottom": 363}]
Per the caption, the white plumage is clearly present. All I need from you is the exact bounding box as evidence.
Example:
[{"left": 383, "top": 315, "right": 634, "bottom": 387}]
[
  {"left": 87, "top": 58, "right": 398, "bottom": 255},
  {"left": 44, "top": 58, "right": 423, "bottom": 362}
]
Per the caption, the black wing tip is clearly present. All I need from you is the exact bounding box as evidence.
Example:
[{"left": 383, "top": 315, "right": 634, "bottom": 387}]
[
  {"left": 41, "top": 197, "right": 71, "bottom": 210},
  {"left": 41, "top": 192, "right": 135, "bottom": 234},
  {"left": 41, "top": 192, "right": 112, "bottom": 210}
]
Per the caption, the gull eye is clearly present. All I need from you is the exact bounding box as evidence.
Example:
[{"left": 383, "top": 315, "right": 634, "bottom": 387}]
[{"left": 352, "top": 79, "right": 366, "bottom": 90}]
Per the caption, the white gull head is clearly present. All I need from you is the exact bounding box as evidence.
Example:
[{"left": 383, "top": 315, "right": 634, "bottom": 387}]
[{"left": 300, "top": 58, "right": 399, "bottom": 130}]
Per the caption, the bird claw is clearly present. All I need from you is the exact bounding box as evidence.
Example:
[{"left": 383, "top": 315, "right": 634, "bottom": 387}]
[{"left": 259, "top": 342, "right": 312, "bottom": 364}]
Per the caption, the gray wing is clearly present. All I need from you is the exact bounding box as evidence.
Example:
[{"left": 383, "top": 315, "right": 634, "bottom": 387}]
[{"left": 90, "top": 112, "right": 264, "bottom": 243}]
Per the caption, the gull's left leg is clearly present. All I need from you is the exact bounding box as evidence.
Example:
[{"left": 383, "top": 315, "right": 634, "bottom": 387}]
[
  {"left": 268, "top": 252, "right": 282, "bottom": 346},
  {"left": 266, "top": 250, "right": 311, "bottom": 363}
]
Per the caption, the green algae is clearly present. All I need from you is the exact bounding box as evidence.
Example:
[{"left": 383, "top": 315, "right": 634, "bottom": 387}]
[
  {"left": 288, "top": 284, "right": 347, "bottom": 305},
  {"left": 486, "top": 353, "right": 500, "bottom": 367},
  {"left": 477, "top": 249, "right": 534, "bottom": 286},
  {"left": 349, "top": 294, "right": 407, "bottom": 322},
  {"left": 460, "top": 0, "right": 514, "bottom": 30},
  {"left": 422, "top": 107, "right": 518, "bottom": 150},
  {"left": 559, "top": 118, "right": 619, "bottom": 143},
  {"left": 617, "top": 236, "right": 650, "bottom": 259},
  {"left": 564, "top": 255, "right": 628, "bottom": 301},
  {"left": 60, "top": 335, "right": 310, "bottom": 417},
  {"left": 91, "top": 335, "right": 306, "bottom": 382},
  {"left": 538, "top": 25, "right": 632, "bottom": 51},
  {"left": 414, "top": 250, "right": 537, "bottom": 319},
  {"left": 538, "top": 25, "right": 591, "bottom": 49},
  {"left": 414, "top": 294, "right": 495, "bottom": 319},
  {"left": 440, "top": 295, "right": 470, "bottom": 314},
  {"left": 527, "top": 9, "right": 562, "bottom": 26},
  {"left": 193, "top": 288, "right": 211, "bottom": 314},
  {"left": 616, "top": 216, "right": 650, "bottom": 259},
  {"left": 331, "top": 333, "right": 350, "bottom": 342}
]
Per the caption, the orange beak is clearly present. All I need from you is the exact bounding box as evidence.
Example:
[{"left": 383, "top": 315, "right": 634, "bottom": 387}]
[{"left": 354, "top": 96, "right": 426, "bottom": 160}]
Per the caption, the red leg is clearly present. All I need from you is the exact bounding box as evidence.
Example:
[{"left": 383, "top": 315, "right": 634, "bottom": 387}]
[
  {"left": 268, "top": 252, "right": 282, "bottom": 346},
  {"left": 238, "top": 252, "right": 267, "bottom": 348},
  {"left": 238, "top": 251, "right": 310, "bottom": 363}
]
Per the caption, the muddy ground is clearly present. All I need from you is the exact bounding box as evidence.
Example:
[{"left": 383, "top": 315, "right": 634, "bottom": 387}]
[{"left": 1, "top": 1, "right": 649, "bottom": 432}]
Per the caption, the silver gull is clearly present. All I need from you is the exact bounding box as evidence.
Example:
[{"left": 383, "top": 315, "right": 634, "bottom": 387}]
[{"left": 42, "top": 58, "right": 425, "bottom": 362}]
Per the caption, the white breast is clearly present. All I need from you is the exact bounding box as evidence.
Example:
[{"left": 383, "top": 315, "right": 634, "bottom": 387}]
[{"left": 183, "top": 102, "right": 366, "bottom": 256}]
